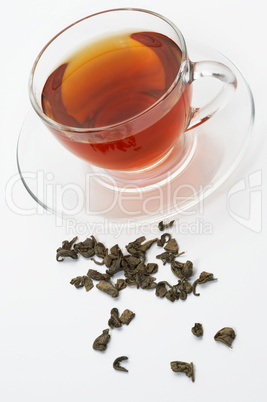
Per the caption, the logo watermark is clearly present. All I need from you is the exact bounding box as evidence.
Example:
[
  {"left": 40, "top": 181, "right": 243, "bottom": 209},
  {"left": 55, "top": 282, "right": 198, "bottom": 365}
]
[
  {"left": 5, "top": 170, "right": 214, "bottom": 236},
  {"left": 227, "top": 170, "right": 262, "bottom": 232}
]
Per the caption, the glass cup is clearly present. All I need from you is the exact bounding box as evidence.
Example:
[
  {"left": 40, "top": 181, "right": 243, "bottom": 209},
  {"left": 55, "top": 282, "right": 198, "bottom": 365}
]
[{"left": 29, "top": 8, "right": 237, "bottom": 187}]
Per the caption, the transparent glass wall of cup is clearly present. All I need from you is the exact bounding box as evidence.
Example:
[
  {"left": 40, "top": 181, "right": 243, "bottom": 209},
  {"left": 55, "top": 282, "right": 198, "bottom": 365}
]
[{"left": 29, "top": 8, "right": 237, "bottom": 178}]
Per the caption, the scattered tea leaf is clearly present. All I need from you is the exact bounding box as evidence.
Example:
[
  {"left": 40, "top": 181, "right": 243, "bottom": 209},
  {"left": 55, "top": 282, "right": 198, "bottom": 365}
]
[
  {"left": 115, "top": 279, "right": 127, "bottom": 291},
  {"left": 170, "top": 361, "right": 194, "bottom": 382},
  {"left": 145, "top": 263, "right": 158, "bottom": 275},
  {"left": 119, "top": 309, "right": 135, "bottom": 325},
  {"left": 96, "top": 280, "right": 119, "bottom": 298},
  {"left": 155, "top": 281, "right": 171, "bottom": 298},
  {"left": 70, "top": 276, "right": 85, "bottom": 289},
  {"left": 157, "top": 233, "right": 171, "bottom": 247},
  {"left": 56, "top": 236, "right": 78, "bottom": 261},
  {"left": 171, "top": 260, "right": 193, "bottom": 280},
  {"left": 214, "top": 327, "right": 236, "bottom": 348},
  {"left": 136, "top": 273, "right": 157, "bottom": 289},
  {"left": 108, "top": 308, "right": 122, "bottom": 328},
  {"left": 87, "top": 269, "right": 110, "bottom": 281},
  {"left": 126, "top": 237, "right": 158, "bottom": 258},
  {"left": 94, "top": 241, "right": 107, "bottom": 258},
  {"left": 113, "top": 356, "right": 128, "bottom": 372},
  {"left": 192, "top": 271, "right": 217, "bottom": 296},
  {"left": 156, "top": 252, "right": 176, "bottom": 265},
  {"left": 165, "top": 285, "right": 180, "bottom": 302},
  {"left": 56, "top": 249, "right": 78, "bottom": 261},
  {"left": 61, "top": 236, "right": 78, "bottom": 250},
  {"left": 74, "top": 236, "right": 96, "bottom": 258},
  {"left": 158, "top": 220, "right": 175, "bottom": 231},
  {"left": 177, "top": 279, "right": 192, "bottom": 294},
  {"left": 191, "top": 323, "right": 203, "bottom": 337},
  {"left": 106, "top": 256, "right": 123, "bottom": 276},
  {"left": 164, "top": 238, "right": 179, "bottom": 254},
  {"left": 93, "top": 329, "right": 110, "bottom": 351},
  {"left": 70, "top": 276, "right": 94, "bottom": 291}
]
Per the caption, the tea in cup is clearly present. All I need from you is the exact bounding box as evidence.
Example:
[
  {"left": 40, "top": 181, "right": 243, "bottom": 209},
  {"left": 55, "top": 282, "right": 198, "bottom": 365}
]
[{"left": 29, "top": 8, "right": 236, "bottom": 180}]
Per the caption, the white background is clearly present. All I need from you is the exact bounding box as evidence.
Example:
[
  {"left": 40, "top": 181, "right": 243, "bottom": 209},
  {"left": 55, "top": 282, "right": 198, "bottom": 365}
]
[{"left": 1, "top": 0, "right": 267, "bottom": 401}]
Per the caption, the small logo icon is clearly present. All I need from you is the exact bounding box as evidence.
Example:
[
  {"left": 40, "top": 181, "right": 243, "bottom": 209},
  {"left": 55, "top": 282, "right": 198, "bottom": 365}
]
[{"left": 227, "top": 170, "right": 262, "bottom": 232}]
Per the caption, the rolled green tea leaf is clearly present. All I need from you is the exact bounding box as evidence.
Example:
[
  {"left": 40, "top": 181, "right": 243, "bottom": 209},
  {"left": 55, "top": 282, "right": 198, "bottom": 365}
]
[
  {"left": 191, "top": 323, "right": 203, "bottom": 337},
  {"left": 108, "top": 308, "right": 122, "bottom": 328},
  {"left": 93, "top": 329, "right": 110, "bottom": 351},
  {"left": 74, "top": 236, "right": 96, "bottom": 258},
  {"left": 171, "top": 260, "right": 193, "bottom": 280},
  {"left": 214, "top": 327, "right": 236, "bottom": 348},
  {"left": 158, "top": 220, "right": 175, "bottom": 231},
  {"left": 157, "top": 233, "right": 171, "bottom": 247},
  {"left": 192, "top": 271, "right": 217, "bottom": 296},
  {"left": 96, "top": 280, "right": 119, "bottom": 298},
  {"left": 87, "top": 269, "right": 110, "bottom": 281},
  {"left": 164, "top": 238, "right": 178, "bottom": 254},
  {"left": 113, "top": 356, "right": 128, "bottom": 372},
  {"left": 70, "top": 276, "right": 94, "bottom": 291},
  {"left": 155, "top": 281, "right": 171, "bottom": 298},
  {"left": 56, "top": 236, "right": 78, "bottom": 261},
  {"left": 115, "top": 279, "right": 127, "bottom": 291},
  {"left": 170, "top": 361, "right": 194, "bottom": 382},
  {"left": 119, "top": 309, "right": 135, "bottom": 325}
]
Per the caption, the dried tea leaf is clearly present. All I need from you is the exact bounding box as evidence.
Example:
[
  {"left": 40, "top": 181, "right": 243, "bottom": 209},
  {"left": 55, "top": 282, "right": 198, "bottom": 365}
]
[
  {"left": 119, "top": 309, "right": 135, "bottom": 325},
  {"left": 125, "top": 236, "right": 146, "bottom": 257},
  {"left": 93, "top": 329, "right": 110, "bottom": 351},
  {"left": 115, "top": 279, "right": 127, "bottom": 291},
  {"left": 139, "top": 238, "right": 158, "bottom": 254},
  {"left": 125, "top": 237, "right": 157, "bottom": 258},
  {"left": 158, "top": 220, "right": 175, "bottom": 231},
  {"left": 84, "top": 277, "right": 94, "bottom": 291},
  {"left": 191, "top": 323, "right": 203, "bottom": 337},
  {"left": 109, "top": 244, "right": 123, "bottom": 257},
  {"left": 125, "top": 278, "right": 138, "bottom": 287},
  {"left": 179, "top": 290, "right": 187, "bottom": 300},
  {"left": 70, "top": 276, "right": 94, "bottom": 291},
  {"left": 156, "top": 252, "right": 176, "bottom": 265},
  {"left": 121, "top": 255, "right": 140, "bottom": 270},
  {"left": 145, "top": 263, "right": 158, "bottom": 275},
  {"left": 164, "top": 238, "right": 179, "bottom": 254},
  {"left": 214, "top": 327, "right": 236, "bottom": 348},
  {"left": 113, "top": 356, "right": 128, "bottom": 372},
  {"left": 165, "top": 286, "right": 180, "bottom": 302},
  {"left": 135, "top": 258, "right": 146, "bottom": 273},
  {"left": 96, "top": 280, "right": 119, "bottom": 298},
  {"left": 61, "top": 236, "right": 78, "bottom": 250},
  {"left": 56, "top": 249, "right": 78, "bottom": 261},
  {"left": 87, "top": 269, "right": 110, "bottom": 281},
  {"left": 170, "top": 361, "right": 194, "bottom": 382},
  {"left": 106, "top": 256, "right": 123, "bottom": 276},
  {"left": 177, "top": 280, "right": 192, "bottom": 295},
  {"left": 94, "top": 241, "right": 107, "bottom": 258},
  {"left": 135, "top": 273, "right": 157, "bottom": 289},
  {"left": 171, "top": 260, "right": 193, "bottom": 280},
  {"left": 70, "top": 276, "right": 85, "bottom": 289},
  {"left": 73, "top": 236, "right": 96, "bottom": 258},
  {"left": 155, "top": 281, "right": 171, "bottom": 298},
  {"left": 56, "top": 236, "right": 78, "bottom": 261},
  {"left": 108, "top": 308, "right": 122, "bottom": 328},
  {"left": 157, "top": 233, "right": 171, "bottom": 247},
  {"left": 192, "top": 271, "right": 217, "bottom": 296}
]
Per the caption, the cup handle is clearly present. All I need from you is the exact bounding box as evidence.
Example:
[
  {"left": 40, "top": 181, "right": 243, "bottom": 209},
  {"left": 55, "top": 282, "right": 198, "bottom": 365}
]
[{"left": 186, "top": 60, "right": 237, "bottom": 131}]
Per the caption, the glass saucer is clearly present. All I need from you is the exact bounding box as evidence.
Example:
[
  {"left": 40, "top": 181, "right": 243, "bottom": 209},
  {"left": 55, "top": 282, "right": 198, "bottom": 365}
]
[{"left": 17, "top": 40, "right": 254, "bottom": 227}]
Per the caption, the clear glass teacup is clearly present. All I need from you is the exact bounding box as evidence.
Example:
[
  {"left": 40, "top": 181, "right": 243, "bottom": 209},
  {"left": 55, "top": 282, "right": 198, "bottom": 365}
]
[{"left": 29, "top": 8, "right": 237, "bottom": 186}]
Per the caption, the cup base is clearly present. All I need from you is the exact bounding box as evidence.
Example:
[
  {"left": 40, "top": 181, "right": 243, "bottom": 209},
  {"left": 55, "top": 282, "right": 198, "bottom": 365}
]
[{"left": 91, "top": 133, "right": 196, "bottom": 192}]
